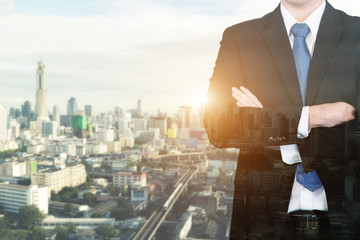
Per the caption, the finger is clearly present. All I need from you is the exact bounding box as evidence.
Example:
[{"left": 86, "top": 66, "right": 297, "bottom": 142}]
[
  {"left": 232, "top": 91, "right": 256, "bottom": 107},
  {"left": 236, "top": 97, "right": 256, "bottom": 107},
  {"left": 233, "top": 86, "right": 261, "bottom": 107},
  {"left": 240, "top": 86, "right": 263, "bottom": 108}
]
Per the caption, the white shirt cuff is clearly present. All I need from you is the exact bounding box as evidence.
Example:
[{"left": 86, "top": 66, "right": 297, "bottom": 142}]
[
  {"left": 297, "top": 106, "right": 310, "bottom": 139},
  {"left": 280, "top": 144, "right": 302, "bottom": 165}
]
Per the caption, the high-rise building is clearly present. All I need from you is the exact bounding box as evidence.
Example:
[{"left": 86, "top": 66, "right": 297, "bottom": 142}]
[
  {"left": 114, "top": 106, "right": 122, "bottom": 117},
  {"left": 22, "top": 100, "right": 32, "bottom": 119},
  {"left": 84, "top": 105, "right": 92, "bottom": 118},
  {"left": 53, "top": 105, "right": 60, "bottom": 124},
  {"left": 103, "top": 114, "right": 112, "bottom": 129},
  {"left": 119, "top": 113, "right": 131, "bottom": 134},
  {"left": 137, "top": 99, "right": 142, "bottom": 117},
  {"left": 73, "top": 115, "right": 87, "bottom": 138},
  {"left": 0, "top": 183, "right": 48, "bottom": 214},
  {"left": 67, "top": 97, "right": 77, "bottom": 116},
  {"left": 14, "top": 108, "right": 21, "bottom": 118},
  {"left": 9, "top": 107, "right": 15, "bottom": 119},
  {"left": 0, "top": 104, "right": 7, "bottom": 142},
  {"left": 35, "top": 61, "right": 48, "bottom": 119},
  {"left": 73, "top": 115, "right": 87, "bottom": 130},
  {"left": 178, "top": 106, "right": 193, "bottom": 129},
  {"left": 9, "top": 119, "right": 20, "bottom": 139},
  {"left": 134, "top": 118, "right": 147, "bottom": 133},
  {"left": 42, "top": 121, "right": 58, "bottom": 137},
  {"left": 149, "top": 117, "right": 167, "bottom": 136}
]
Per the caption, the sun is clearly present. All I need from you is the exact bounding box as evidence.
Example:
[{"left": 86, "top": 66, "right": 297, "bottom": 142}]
[{"left": 193, "top": 92, "right": 208, "bottom": 109}]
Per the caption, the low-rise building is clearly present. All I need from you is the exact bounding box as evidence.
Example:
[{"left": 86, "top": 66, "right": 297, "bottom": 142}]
[
  {"left": 113, "top": 172, "right": 146, "bottom": 188},
  {"left": 0, "top": 161, "right": 27, "bottom": 177},
  {"left": 40, "top": 216, "right": 116, "bottom": 230},
  {"left": 49, "top": 201, "right": 90, "bottom": 215},
  {"left": 78, "top": 189, "right": 97, "bottom": 199},
  {"left": 194, "top": 191, "right": 220, "bottom": 215},
  {"left": 33, "top": 164, "right": 86, "bottom": 193},
  {"left": 0, "top": 182, "right": 48, "bottom": 214}
]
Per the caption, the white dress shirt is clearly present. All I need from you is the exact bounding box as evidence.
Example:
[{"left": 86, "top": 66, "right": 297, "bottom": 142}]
[{"left": 280, "top": 0, "right": 328, "bottom": 213}]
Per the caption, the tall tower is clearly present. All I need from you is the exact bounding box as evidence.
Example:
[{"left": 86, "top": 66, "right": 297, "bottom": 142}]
[{"left": 35, "top": 61, "right": 47, "bottom": 119}]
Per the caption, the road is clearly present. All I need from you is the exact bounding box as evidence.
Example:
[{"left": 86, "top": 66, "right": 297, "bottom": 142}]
[{"left": 133, "top": 167, "right": 197, "bottom": 240}]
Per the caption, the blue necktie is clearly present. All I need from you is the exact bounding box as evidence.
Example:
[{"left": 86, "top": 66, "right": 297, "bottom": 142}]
[
  {"left": 291, "top": 23, "right": 310, "bottom": 105},
  {"left": 295, "top": 164, "right": 322, "bottom": 192},
  {"left": 291, "top": 23, "right": 322, "bottom": 192}
]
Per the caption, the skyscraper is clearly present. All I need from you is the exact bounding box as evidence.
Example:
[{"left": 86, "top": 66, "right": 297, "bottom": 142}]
[
  {"left": 0, "top": 104, "right": 7, "bottom": 142},
  {"left": 84, "top": 105, "right": 92, "bottom": 117},
  {"left": 67, "top": 97, "right": 77, "bottom": 116},
  {"left": 178, "top": 106, "right": 192, "bottom": 129},
  {"left": 53, "top": 105, "right": 60, "bottom": 124},
  {"left": 22, "top": 100, "right": 32, "bottom": 119},
  {"left": 137, "top": 99, "right": 142, "bottom": 117},
  {"left": 35, "top": 61, "right": 48, "bottom": 119}
]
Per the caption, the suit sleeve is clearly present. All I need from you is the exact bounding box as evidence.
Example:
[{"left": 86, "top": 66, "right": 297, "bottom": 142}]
[{"left": 204, "top": 27, "right": 244, "bottom": 148}]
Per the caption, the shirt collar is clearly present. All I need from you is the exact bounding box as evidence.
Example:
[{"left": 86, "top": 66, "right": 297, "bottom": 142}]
[{"left": 280, "top": 0, "right": 326, "bottom": 38}]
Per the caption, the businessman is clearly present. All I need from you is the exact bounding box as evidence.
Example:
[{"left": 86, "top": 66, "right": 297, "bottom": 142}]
[{"left": 205, "top": 0, "right": 360, "bottom": 239}]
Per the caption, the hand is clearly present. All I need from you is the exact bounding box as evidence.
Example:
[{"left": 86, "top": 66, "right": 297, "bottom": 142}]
[
  {"left": 309, "top": 102, "right": 355, "bottom": 129},
  {"left": 232, "top": 86, "right": 263, "bottom": 108}
]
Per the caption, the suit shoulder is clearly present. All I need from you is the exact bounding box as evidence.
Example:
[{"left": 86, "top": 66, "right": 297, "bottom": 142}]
[
  {"left": 336, "top": 9, "right": 360, "bottom": 27},
  {"left": 224, "top": 12, "right": 271, "bottom": 34}
]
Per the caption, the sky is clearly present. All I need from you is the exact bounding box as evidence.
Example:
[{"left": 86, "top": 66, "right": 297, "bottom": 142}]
[{"left": 0, "top": 0, "right": 360, "bottom": 116}]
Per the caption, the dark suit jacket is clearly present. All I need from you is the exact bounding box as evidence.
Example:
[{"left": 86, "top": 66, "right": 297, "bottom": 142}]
[
  {"left": 205, "top": 2, "right": 360, "bottom": 154},
  {"left": 204, "top": 2, "right": 360, "bottom": 238}
]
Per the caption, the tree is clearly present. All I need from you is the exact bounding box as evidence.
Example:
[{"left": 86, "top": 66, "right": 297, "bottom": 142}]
[
  {"left": 15, "top": 230, "right": 28, "bottom": 240},
  {"left": 51, "top": 191, "right": 60, "bottom": 201},
  {"left": 0, "top": 228, "right": 15, "bottom": 240},
  {"left": 58, "top": 187, "right": 79, "bottom": 202},
  {"left": 95, "top": 225, "right": 115, "bottom": 240},
  {"left": 18, "top": 205, "right": 45, "bottom": 230},
  {"left": 53, "top": 226, "right": 68, "bottom": 240},
  {"left": 64, "top": 222, "right": 76, "bottom": 234},
  {"left": 91, "top": 212, "right": 102, "bottom": 218},
  {"left": 0, "top": 214, "right": 15, "bottom": 228},
  {"left": 83, "top": 192, "right": 97, "bottom": 206},
  {"left": 85, "top": 175, "right": 93, "bottom": 188},
  {"left": 29, "top": 226, "right": 46, "bottom": 240},
  {"left": 110, "top": 208, "right": 128, "bottom": 220},
  {"left": 64, "top": 203, "right": 76, "bottom": 217}
]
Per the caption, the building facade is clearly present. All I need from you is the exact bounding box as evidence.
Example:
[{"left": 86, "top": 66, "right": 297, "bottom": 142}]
[
  {"left": 113, "top": 172, "right": 146, "bottom": 188},
  {"left": 0, "top": 182, "right": 48, "bottom": 214},
  {"left": 33, "top": 164, "right": 86, "bottom": 193}
]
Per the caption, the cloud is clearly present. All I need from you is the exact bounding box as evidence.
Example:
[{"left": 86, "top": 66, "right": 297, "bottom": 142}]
[
  {"left": 1, "top": 0, "right": 360, "bottom": 115},
  {"left": 0, "top": 0, "right": 13, "bottom": 15}
]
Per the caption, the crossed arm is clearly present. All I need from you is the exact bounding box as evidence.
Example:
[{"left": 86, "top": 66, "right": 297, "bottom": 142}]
[{"left": 231, "top": 86, "right": 355, "bottom": 129}]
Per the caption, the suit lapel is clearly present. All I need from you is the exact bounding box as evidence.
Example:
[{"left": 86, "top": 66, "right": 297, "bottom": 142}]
[
  {"left": 306, "top": 3, "right": 343, "bottom": 105},
  {"left": 262, "top": 6, "right": 303, "bottom": 106}
]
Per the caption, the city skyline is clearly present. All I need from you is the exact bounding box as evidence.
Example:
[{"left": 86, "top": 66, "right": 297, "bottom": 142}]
[{"left": 1, "top": 0, "right": 360, "bottom": 115}]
